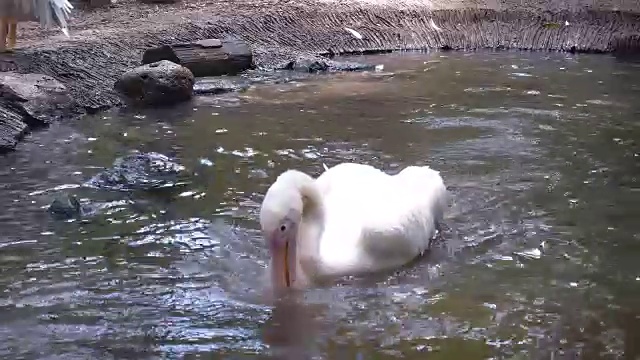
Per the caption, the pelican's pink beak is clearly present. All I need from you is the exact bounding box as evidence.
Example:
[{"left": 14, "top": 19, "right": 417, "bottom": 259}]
[{"left": 268, "top": 230, "right": 297, "bottom": 288}]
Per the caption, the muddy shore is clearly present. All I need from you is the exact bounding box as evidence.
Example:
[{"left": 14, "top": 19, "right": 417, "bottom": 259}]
[{"left": 0, "top": 0, "right": 639, "bottom": 151}]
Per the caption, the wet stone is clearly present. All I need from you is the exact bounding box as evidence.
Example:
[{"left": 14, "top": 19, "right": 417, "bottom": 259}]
[
  {"left": 85, "top": 152, "right": 188, "bottom": 191},
  {"left": 48, "top": 194, "right": 83, "bottom": 219},
  {"left": 286, "top": 57, "right": 376, "bottom": 73},
  {"left": 193, "top": 77, "right": 251, "bottom": 95}
]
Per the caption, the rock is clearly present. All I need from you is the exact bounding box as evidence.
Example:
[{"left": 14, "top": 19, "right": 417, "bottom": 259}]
[
  {"left": 244, "top": 69, "right": 313, "bottom": 86},
  {"left": 47, "top": 192, "right": 144, "bottom": 220},
  {"left": 139, "top": 0, "right": 180, "bottom": 3},
  {"left": 142, "top": 38, "right": 253, "bottom": 77},
  {"left": 286, "top": 56, "right": 376, "bottom": 73},
  {"left": 193, "top": 77, "right": 251, "bottom": 95},
  {"left": 0, "top": 105, "right": 28, "bottom": 152},
  {"left": 0, "top": 72, "right": 78, "bottom": 125},
  {"left": 0, "top": 72, "right": 79, "bottom": 152},
  {"left": 85, "top": 152, "right": 188, "bottom": 191},
  {"left": 288, "top": 57, "right": 331, "bottom": 73},
  {"left": 48, "top": 194, "right": 83, "bottom": 219},
  {"left": 114, "top": 60, "right": 194, "bottom": 106}
]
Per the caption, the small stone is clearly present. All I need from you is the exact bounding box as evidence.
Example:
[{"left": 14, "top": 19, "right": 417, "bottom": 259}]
[{"left": 49, "top": 195, "right": 82, "bottom": 219}]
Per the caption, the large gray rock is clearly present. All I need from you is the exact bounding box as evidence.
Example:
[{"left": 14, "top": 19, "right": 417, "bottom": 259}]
[
  {"left": 114, "top": 60, "right": 194, "bottom": 106},
  {"left": 1, "top": 72, "right": 78, "bottom": 152},
  {"left": 0, "top": 72, "right": 78, "bottom": 125},
  {"left": 0, "top": 106, "right": 28, "bottom": 152}
]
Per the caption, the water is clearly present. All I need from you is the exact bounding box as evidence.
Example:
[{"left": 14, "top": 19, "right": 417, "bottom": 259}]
[{"left": 1, "top": 51, "right": 639, "bottom": 359}]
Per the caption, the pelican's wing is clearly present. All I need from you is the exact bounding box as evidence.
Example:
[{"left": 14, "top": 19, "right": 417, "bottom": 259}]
[{"left": 316, "top": 163, "right": 448, "bottom": 275}]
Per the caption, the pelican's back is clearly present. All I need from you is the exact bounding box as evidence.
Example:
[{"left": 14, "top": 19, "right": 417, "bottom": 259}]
[{"left": 315, "top": 163, "right": 448, "bottom": 276}]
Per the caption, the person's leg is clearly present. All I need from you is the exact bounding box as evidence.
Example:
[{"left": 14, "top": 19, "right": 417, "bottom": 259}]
[
  {"left": 0, "top": 17, "right": 8, "bottom": 52},
  {"left": 7, "top": 20, "right": 17, "bottom": 50}
]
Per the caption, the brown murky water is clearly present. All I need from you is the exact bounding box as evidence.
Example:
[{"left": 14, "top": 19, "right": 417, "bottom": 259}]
[{"left": 0, "top": 51, "right": 639, "bottom": 359}]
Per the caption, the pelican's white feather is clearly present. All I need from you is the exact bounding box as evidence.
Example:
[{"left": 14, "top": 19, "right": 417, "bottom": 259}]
[{"left": 313, "top": 163, "right": 447, "bottom": 277}]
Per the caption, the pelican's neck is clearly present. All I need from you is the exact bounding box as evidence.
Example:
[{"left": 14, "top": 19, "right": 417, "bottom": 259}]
[
  {"left": 290, "top": 171, "right": 325, "bottom": 282},
  {"left": 296, "top": 173, "right": 325, "bottom": 254}
]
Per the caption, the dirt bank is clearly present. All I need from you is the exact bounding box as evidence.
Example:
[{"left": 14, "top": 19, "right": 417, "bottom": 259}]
[{"left": 0, "top": 0, "right": 639, "bottom": 151}]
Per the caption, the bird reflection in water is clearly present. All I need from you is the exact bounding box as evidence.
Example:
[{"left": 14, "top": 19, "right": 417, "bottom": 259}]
[{"left": 260, "top": 293, "right": 326, "bottom": 360}]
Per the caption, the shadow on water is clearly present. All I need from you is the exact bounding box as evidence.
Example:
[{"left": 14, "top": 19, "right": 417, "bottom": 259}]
[{"left": 0, "top": 51, "right": 639, "bottom": 359}]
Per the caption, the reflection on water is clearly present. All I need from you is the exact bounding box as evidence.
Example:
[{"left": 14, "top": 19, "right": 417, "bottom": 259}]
[{"left": 0, "top": 51, "right": 639, "bottom": 359}]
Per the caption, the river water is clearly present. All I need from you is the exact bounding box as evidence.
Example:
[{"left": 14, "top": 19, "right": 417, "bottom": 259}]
[{"left": 0, "top": 51, "right": 638, "bottom": 359}]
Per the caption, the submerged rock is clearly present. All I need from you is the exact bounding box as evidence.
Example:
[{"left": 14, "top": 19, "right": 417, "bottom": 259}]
[
  {"left": 193, "top": 77, "right": 251, "bottom": 95},
  {"left": 285, "top": 56, "right": 376, "bottom": 73},
  {"left": 48, "top": 194, "right": 84, "bottom": 219},
  {"left": 48, "top": 192, "right": 148, "bottom": 220},
  {"left": 193, "top": 70, "right": 317, "bottom": 96},
  {"left": 114, "top": 60, "right": 194, "bottom": 106},
  {"left": 85, "top": 152, "right": 188, "bottom": 191},
  {"left": 0, "top": 72, "right": 79, "bottom": 125},
  {"left": 253, "top": 48, "right": 376, "bottom": 74}
]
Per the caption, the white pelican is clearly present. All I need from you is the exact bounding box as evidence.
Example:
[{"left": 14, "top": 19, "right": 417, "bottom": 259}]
[
  {"left": 0, "top": 0, "right": 73, "bottom": 52},
  {"left": 259, "top": 162, "right": 448, "bottom": 289}
]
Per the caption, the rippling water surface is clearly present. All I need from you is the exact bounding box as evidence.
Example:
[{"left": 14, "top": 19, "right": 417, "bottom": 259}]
[{"left": 1, "top": 51, "right": 639, "bottom": 359}]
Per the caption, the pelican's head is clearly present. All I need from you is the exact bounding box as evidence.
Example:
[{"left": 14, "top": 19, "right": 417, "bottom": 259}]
[{"left": 260, "top": 170, "right": 308, "bottom": 289}]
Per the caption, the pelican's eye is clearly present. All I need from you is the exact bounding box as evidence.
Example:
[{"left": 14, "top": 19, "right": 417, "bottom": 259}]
[{"left": 280, "top": 224, "right": 287, "bottom": 232}]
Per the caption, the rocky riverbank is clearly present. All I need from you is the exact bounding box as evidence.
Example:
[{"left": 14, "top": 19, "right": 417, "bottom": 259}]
[{"left": 0, "top": 0, "right": 639, "bottom": 152}]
